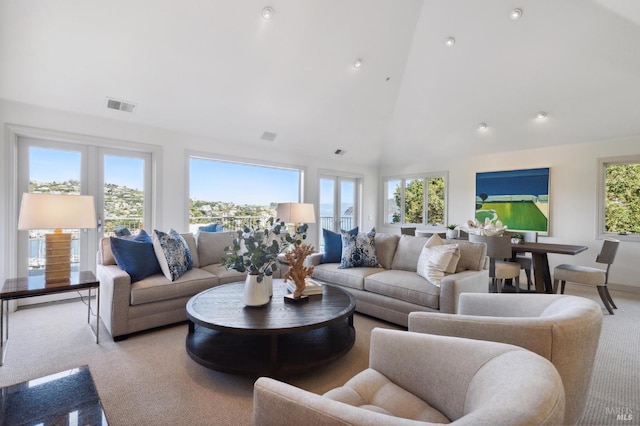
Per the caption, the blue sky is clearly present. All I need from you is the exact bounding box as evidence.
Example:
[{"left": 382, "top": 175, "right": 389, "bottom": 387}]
[
  {"left": 30, "top": 148, "right": 145, "bottom": 190},
  {"left": 190, "top": 158, "right": 300, "bottom": 205},
  {"left": 31, "top": 148, "right": 302, "bottom": 206}
]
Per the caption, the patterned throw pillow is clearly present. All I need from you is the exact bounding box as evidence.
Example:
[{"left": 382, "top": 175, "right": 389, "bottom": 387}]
[
  {"left": 339, "top": 229, "right": 379, "bottom": 269},
  {"left": 153, "top": 229, "right": 193, "bottom": 281},
  {"left": 416, "top": 243, "right": 460, "bottom": 286}
]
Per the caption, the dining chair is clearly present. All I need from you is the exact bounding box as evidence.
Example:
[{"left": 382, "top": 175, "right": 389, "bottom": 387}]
[
  {"left": 469, "top": 234, "right": 521, "bottom": 292},
  {"left": 515, "top": 231, "right": 538, "bottom": 290},
  {"left": 400, "top": 226, "right": 416, "bottom": 236},
  {"left": 553, "top": 239, "right": 620, "bottom": 314}
]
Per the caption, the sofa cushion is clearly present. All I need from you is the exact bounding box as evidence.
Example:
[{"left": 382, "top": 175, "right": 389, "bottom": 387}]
[
  {"left": 153, "top": 229, "right": 193, "bottom": 281},
  {"left": 322, "top": 227, "right": 358, "bottom": 264},
  {"left": 109, "top": 230, "right": 162, "bottom": 282},
  {"left": 416, "top": 244, "right": 460, "bottom": 286},
  {"left": 312, "top": 263, "right": 384, "bottom": 291},
  {"left": 129, "top": 268, "right": 218, "bottom": 305},
  {"left": 340, "top": 229, "right": 379, "bottom": 268},
  {"left": 374, "top": 233, "right": 399, "bottom": 270},
  {"left": 443, "top": 239, "right": 487, "bottom": 272},
  {"left": 197, "top": 231, "right": 236, "bottom": 267},
  {"left": 181, "top": 232, "right": 200, "bottom": 268},
  {"left": 390, "top": 235, "right": 429, "bottom": 272},
  {"left": 364, "top": 270, "right": 440, "bottom": 310},
  {"left": 201, "top": 263, "right": 248, "bottom": 285}
]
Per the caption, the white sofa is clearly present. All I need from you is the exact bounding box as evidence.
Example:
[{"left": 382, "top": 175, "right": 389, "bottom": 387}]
[
  {"left": 97, "top": 231, "right": 284, "bottom": 340},
  {"left": 308, "top": 233, "right": 489, "bottom": 326}
]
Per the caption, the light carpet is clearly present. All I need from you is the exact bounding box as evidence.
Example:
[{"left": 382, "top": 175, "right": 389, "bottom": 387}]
[{"left": 0, "top": 285, "right": 638, "bottom": 425}]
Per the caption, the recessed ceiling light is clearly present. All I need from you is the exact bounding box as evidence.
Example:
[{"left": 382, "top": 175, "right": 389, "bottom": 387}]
[
  {"left": 353, "top": 58, "right": 363, "bottom": 69},
  {"left": 510, "top": 8, "right": 523, "bottom": 20},
  {"left": 262, "top": 6, "right": 274, "bottom": 20},
  {"left": 536, "top": 111, "right": 548, "bottom": 119},
  {"left": 445, "top": 37, "right": 456, "bottom": 47},
  {"left": 478, "top": 122, "right": 488, "bottom": 131}
]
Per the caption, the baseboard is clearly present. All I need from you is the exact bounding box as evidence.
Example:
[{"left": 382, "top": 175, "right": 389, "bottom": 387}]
[
  {"left": 607, "top": 283, "right": 640, "bottom": 294},
  {"left": 568, "top": 282, "right": 640, "bottom": 295}
]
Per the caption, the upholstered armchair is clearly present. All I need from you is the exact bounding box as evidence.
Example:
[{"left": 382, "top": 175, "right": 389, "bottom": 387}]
[
  {"left": 253, "top": 328, "right": 565, "bottom": 425},
  {"left": 408, "top": 293, "right": 603, "bottom": 425}
]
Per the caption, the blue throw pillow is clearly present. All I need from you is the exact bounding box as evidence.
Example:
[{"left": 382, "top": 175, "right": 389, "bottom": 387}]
[
  {"left": 110, "top": 230, "right": 161, "bottom": 282},
  {"left": 322, "top": 227, "right": 358, "bottom": 263},
  {"left": 198, "top": 223, "right": 224, "bottom": 233}
]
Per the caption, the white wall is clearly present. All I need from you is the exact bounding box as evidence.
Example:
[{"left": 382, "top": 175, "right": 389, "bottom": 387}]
[
  {"left": 0, "top": 99, "right": 378, "bottom": 281},
  {"left": 379, "top": 137, "right": 640, "bottom": 290}
]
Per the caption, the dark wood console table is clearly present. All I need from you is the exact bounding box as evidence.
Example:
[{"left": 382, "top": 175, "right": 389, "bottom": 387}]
[
  {"left": 185, "top": 280, "right": 355, "bottom": 377},
  {"left": 1, "top": 271, "right": 100, "bottom": 366}
]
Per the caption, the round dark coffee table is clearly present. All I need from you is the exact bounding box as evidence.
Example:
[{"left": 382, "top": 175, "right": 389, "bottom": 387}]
[{"left": 185, "top": 279, "right": 356, "bottom": 377}]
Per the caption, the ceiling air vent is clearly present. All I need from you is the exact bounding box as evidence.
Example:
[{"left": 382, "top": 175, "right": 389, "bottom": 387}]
[
  {"left": 334, "top": 149, "right": 346, "bottom": 156},
  {"left": 261, "top": 131, "right": 277, "bottom": 142},
  {"left": 106, "top": 97, "right": 136, "bottom": 113}
]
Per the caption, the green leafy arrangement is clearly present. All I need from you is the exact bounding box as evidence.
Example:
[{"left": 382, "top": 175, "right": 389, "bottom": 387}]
[{"left": 221, "top": 217, "right": 309, "bottom": 283}]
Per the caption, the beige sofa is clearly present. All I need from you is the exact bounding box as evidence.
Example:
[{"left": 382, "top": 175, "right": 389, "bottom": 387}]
[
  {"left": 308, "top": 234, "right": 489, "bottom": 326},
  {"left": 253, "top": 328, "right": 565, "bottom": 425},
  {"left": 97, "top": 231, "right": 278, "bottom": 340}
]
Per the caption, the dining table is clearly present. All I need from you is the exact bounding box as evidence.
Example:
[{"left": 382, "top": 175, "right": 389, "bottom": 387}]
[{"left": 511, "top": 241, "right": 589, "bottom": 293}]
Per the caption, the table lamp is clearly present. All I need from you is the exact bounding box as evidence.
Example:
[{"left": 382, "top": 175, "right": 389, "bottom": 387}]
[
  {"left": 276, "top": 202, "right": 316, "bottom": 231},
  {"left": 18, "top": 193, "right": 97, "bottom": 283}
]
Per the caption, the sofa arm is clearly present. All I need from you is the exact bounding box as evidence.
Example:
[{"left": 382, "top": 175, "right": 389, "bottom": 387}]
[
  {"left": 408, "top": 311, "right": 554, "bottom": 359},
  {"left": 96, "top": 264, "right": 133, "bottom": 339},
  {"left": 306, "top": 252, "right": 323, "bottom": 267},
  {"left": 253, "top": 377, "right": 414, "bottom": 426},
  {"left": 438, "top": 269, "right": 489, "bottom": 314}
]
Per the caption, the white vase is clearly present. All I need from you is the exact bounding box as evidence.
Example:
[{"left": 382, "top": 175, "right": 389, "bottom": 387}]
[
  {"left": 264, "top": 274, "right": 273, "bottom": 298},
  {"left": 244, "top": 274, "right": 269, "bottom": 307}
]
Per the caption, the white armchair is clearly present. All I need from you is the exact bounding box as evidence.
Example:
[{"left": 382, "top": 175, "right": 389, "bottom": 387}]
[
  {"left": 253, "top": 328, "right": 565, "bottom": 425},
  {"left": 408, "top": 293, "right": 602, "bottom": 425}
]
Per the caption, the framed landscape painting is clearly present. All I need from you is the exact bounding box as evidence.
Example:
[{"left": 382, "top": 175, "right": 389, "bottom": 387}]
[{"left": 475, "top": 167, "right": 550, "bottom": 235}]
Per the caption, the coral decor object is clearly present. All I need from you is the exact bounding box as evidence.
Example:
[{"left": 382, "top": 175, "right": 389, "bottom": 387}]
[{"left": 282, "top": 243, "right": 315, "bottom": 298}]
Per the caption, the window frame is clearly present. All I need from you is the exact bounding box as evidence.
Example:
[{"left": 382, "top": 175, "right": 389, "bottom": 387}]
[
  {"left": 597, "top": 155, "right": 640, "bottom": 242},
  {"left": 382, "top": 172, "right": 448, "bottom": 226},
  {"left": 185, "top": 152, "right": 305, "bottom": 232}
]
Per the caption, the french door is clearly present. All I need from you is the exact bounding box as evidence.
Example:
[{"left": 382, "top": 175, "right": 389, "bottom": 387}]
[
  {"left": 17, "top": 137, "right": 152, "bottom": 303},
  {"left": 319, "top": 174, "right": 360, "bottom": 251}
]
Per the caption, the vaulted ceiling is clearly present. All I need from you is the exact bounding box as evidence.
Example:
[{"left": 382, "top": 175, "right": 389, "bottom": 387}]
[{"left": 2, "top": 0, "right": 640, "bottom": 166}]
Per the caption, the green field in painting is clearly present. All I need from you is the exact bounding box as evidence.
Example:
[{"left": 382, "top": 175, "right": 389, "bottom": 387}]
[{"left": 475, "top": 201, "right": 547, "bottom": 231}]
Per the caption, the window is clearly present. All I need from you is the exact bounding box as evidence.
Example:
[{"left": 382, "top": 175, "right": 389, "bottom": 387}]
[
  {"left": 188, "top": 156, "right": 302, "bottom": 232},
  {"left": 599, "top": 156, "right": 640, "bottom": 240},
  {"left": 383, "top": 173, "right": 447, "bottom": 225}
]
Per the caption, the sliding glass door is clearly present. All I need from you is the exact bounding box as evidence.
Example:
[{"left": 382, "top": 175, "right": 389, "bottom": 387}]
[{"left": 319, "top": 174, "right": 360, "bottom": 251}]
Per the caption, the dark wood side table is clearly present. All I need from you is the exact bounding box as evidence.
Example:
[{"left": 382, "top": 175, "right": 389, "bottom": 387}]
[
  {"left": 1, "top": 271, "right": 100, "bottom": 366},
  {"left": 186, "top": 280, "right": 356, "bottom": 377}
]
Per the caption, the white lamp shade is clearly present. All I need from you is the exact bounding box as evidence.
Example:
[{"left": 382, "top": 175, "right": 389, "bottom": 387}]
[
  {"left": 276, "top": 203, "right": 316, "bottom": 224},
  {"left": 18, "top": 193, "right": 97, "bottom": 230}
]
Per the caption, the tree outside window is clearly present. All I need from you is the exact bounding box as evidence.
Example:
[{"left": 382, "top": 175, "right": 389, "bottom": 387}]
[
  {"left": 385, "top": 174, "right": 446, "bottom": 225},
  {"left": 604, "top": 161, "right": 640, "bottom": 234}
]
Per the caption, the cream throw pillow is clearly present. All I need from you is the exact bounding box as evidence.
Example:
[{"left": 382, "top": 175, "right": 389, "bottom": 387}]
[
  {"left": 425, "top": 234, "right": 461, "bottom": 273},
  {"left": 417, "top": 243, "right": 460, "bottom": 286}
]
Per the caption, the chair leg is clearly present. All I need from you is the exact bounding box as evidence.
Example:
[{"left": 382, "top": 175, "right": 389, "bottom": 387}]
[
  {"left": 514, "top": 276, "right": 520, "bottom": 293},
  {"left": 560, "top": 280, "right": 566, "bottom": 295},
  {"left": 524, "top": 268, "right": 532, "bottom": 291},
  {"left": 604, "top": 286, "right": 618, "bottom": 309},
  {"left": 597, "top": 286, "right": 615, "bottom": 315},
  {"left": 496, "top": 279, "right": 502, "bottom": 293}
]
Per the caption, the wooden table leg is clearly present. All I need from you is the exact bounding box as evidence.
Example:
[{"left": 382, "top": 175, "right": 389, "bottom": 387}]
[{"left": 531, "top": 253, "right": 553, "bottom": 293}]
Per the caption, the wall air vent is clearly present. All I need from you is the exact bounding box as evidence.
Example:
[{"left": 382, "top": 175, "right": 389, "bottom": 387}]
[
  {"left": 106, "top": 97, "right": 136, "bottom": 113},
  {"left": 334, "top": 149, "right": 346, "bottom": 155},
  {"left": 261, "top": 131, "right": 277, "bottom": 142}
]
